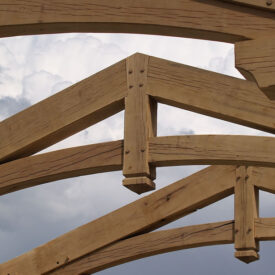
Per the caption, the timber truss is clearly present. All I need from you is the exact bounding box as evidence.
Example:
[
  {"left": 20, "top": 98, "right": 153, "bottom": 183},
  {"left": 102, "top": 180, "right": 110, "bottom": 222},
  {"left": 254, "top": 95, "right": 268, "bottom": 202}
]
[{"left": 0, "top": 1, "right": 275, "bottom": 274}]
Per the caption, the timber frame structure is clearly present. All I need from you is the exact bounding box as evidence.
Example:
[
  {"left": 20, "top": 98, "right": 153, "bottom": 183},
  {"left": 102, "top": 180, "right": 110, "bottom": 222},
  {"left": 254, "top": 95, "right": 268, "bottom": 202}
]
[{"left": 0, "top": 0, "right": 275, "bottom": 274}]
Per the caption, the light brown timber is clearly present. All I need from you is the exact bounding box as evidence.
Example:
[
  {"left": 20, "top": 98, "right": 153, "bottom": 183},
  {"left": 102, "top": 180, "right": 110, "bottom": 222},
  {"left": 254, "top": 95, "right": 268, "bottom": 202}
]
[
  {"left": 147, "top": 56, "right": 275, "bottom": 134},
  {"left": 235, "top": 37, "right": 275, "bottom": 99},
  {"left": 255, "top": 218, "right": 275, "bottom": 241},
  {"left": 0, "top": 59, "right": 127, "bottom": 163},
  {"left": 0, "top": 165, "right": 235, "bottom": 274},
  {"left": 234, "top": 166, "right": 259, "bottom": 263},
  {"left": 0, "top": 140, "right": 123, "bottom": 196},
  {"left": 221, "top": 0, "right": 275, "bottom": 11},
  {"left": 251, "top": 167, "right": 275, "bottom": 194},
  {"left": 123, "top": 53, "right": 157, "bottom": 194},
  {"left": 0, "top": 1, "right": 274, "bottom": 42},
  {"left": 48, "top": 221, "right": 234, "bottom": 275},
  {"left": 149, "top": 135, "right": 275, "bottom": 167}
]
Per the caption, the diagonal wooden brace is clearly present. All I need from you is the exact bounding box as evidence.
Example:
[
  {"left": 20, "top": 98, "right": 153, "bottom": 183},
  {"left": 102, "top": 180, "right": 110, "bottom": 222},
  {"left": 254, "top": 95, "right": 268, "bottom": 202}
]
[
  {"left": 234, "top": 166, "right": 259, "bottom": 263},
  {"left": 123, "top": 53, "right": 157, "bottom": 194}
]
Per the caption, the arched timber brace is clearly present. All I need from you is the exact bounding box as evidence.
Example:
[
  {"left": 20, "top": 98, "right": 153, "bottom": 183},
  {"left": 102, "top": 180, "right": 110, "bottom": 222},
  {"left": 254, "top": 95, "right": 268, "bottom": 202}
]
[{"left": 0, "top": 1, "right": 275, "bottom": 273}]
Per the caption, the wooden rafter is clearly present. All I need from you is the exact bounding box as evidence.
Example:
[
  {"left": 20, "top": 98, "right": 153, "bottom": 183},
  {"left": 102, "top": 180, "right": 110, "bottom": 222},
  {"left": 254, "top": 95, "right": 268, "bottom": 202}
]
[
  {"left": 221, "top": 0, "right": 275, "bottom": 11},
  {"left": 251, "top": 167, "right": 275, "bottom": 194},
  {"left": 147, "top": 56, "right": 275, "bottom": 133},
  {"left": 0, "top": 140, "right": 123, "bottom": 196},
  {"left": 0, "top": 165, "right": 235, "bottom": 274},
  {"left": 149, "top": 135, "right": 275, "bottom": 168},
  {"left": 0, "top": 0, "right": 274, "bottom": 42},
  {"left": 0, "top": 59, "right": 127, "bottom": 163},
  {"left": 235, "top": 37, "right": 275, "bottom": 100}
]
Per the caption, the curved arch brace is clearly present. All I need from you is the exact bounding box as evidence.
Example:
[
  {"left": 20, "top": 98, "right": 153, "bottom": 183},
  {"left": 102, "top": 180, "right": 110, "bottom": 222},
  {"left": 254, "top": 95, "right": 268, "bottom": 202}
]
[{"left": 0, "top": 0, "right": 275, "bottom": 42}]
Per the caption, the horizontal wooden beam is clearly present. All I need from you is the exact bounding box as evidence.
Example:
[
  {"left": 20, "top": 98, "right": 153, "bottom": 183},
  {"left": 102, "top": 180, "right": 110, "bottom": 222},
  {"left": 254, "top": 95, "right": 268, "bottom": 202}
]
[
  {"left": 251, "top": 167, "right": 275, "bottom": 194},
  {"left": 0, "top": 140, "right": 123, "bottom": 196},
  {"left": 147, "top": 56, "right": 275, "bottom": 134},
  {"left": 235, "top": 37, "right": 275, "bottom": 100},
  {"left": 149, "top": 135, "right": 275, "bottom": 167},
  {"left": 255, "top": 218, "right": 275, "bottom": 241},
  {"left": 48, "top": 221, "right": 234, "bottom": 275},
  {"left": 0, "top": 165, "right": 235, "bottom": 274},
  {"left": 0, "top": 1, "right": 274, "bottom": 42},
  {"left": 0, "top": 59, "right": 127, "bottom": 163}
]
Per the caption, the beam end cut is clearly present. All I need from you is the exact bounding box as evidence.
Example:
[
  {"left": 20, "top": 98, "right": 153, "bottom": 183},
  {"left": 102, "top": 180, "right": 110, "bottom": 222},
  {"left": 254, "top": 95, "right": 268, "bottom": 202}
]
[
  {"left": 123, "top": 177, "right": 155, "bottom": 194},
  {"left": 235, "top": 250, "right": 259, "bottom": 264}
]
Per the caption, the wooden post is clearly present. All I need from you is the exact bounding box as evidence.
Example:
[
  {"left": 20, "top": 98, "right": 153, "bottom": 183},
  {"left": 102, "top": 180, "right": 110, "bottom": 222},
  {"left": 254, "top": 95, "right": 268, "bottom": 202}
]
[
  {"left": 123, "top": 53, "right": 157, "bottom": 194},
  {"left": 234, "top": 166, "right": 259, "bottom": 263}
]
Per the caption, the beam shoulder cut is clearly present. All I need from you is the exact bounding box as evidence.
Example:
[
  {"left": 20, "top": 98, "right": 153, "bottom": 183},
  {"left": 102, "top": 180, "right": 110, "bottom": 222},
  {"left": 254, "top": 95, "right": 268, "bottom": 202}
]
[{"left": 0, "top": 165, "right": 235, "bottom": 274}]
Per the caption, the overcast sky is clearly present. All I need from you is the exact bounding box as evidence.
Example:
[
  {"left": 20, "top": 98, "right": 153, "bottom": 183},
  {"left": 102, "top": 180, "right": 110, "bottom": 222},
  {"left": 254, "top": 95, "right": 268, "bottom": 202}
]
[{"left": 0, "top": 33, "right": 274, "bottom": 275}]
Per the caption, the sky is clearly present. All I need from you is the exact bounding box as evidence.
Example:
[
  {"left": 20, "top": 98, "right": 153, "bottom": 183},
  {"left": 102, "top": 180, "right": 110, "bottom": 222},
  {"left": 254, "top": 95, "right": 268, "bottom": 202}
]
[{"left": 0, "top": 32, "right": 274, "bottom": 275}]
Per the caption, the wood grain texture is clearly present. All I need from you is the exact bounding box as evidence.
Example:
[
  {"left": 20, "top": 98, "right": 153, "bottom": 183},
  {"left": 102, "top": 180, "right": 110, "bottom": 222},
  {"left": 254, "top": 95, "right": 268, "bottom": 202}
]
[
  {"left": 147, "top": 56, "right": 275, "bottom": 134},
  {"left": 48, "top": 221, "right": 234, "bottom": 275},
  {"left": 221, "top": 0, "right": 275, "bottom": 11},
  {"left": 0, "top": 140, "right": 123, "bottom": 196},
  {"left": 0, "top": 59, "right": 127, "bottom": 163},
  {"left": 0, "top": 165, "right": 235, "bottom": 274},
  {"left": 123, "top": 53, "right": 157, "bottom": 194},
  {"left": 235, "top": 37, "right": 275, "bottom": 99},
  {"left": 149, "top": 135, "right": 275, "bottom": 167},
  {"left": 234, "top": 166, "right": 259, "bottom": 263},
  {"left": 251, "top": 167, "right": 275, "bottom": 194},
  {"left": 0, "top": 0, "right": 274, "bottom": 42},
  {"left": 255, "top": 218, "right": 275, "bottom": 241}
]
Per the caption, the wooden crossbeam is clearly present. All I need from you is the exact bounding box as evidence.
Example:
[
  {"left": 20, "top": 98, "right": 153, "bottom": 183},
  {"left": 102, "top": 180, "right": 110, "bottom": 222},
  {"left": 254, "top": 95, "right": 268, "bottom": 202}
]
[
  {"left": 123, "top": 53, "right": 157, "bottom": 194},
  {"left": 0, "top": 1, "right": 274, "bottom": 42},
  {"left": 255, "top": 218, "right": 275, "bottom": 241},
  {"left": 234, "top": 166, "right": 259, "bottom": 263},
  {"left": 147, "top": 56, "right": 275, "bottom": 134},
  {"left": 0, "top": 165, "right": 235, "bottom": 274},
  {"left": 0, "top": 59, "right": 127, "bottom": 163},
  {"left": 0, "top": 140, "right": 123, "bottom": 196},
  {"left": 48, "top": 221, "right": 234, "bottom": 275},
  {"left": 235, "top": 37, "right": 275, "bottom": 100},
  {"left": 149, "top": 135, "right": 275, "bottom": 168}
]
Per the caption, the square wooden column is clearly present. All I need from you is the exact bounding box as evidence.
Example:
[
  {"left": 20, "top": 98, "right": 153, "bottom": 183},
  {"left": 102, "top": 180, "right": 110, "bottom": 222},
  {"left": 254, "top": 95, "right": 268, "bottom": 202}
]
[
  {"left": 123, "top": 53, "right": 157, "bottom": 194},
  {"left": 234, "top": 166, "right": 259, "bottom": 263}
]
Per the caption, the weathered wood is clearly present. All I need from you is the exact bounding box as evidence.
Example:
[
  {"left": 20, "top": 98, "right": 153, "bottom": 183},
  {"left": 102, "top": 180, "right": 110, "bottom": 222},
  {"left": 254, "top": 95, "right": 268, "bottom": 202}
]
[
  {"left": 48, "top": 221, "right": 234, "bottom": 275},
  {"left": 0, "top": 59, "right": 127, "bottom": 164},
  {"left": 149, "top": 135, "right": 275, "bottom": 168},
  {"left": 221, "top": 0, "right": 275, "bottom": 12},
  {"left": 251, "top": 167, "right": 275, "bottom": 194},
  {"left": 123, "top": 53, "right": 157, "bottom": 194},
  {"left": 0, "top": 165, "right": 235, "bottom": 274},
  {"left": 0, "top": 140, "right": 123, "bottom": 196},
  {"left": 234, "top": 166, "right": 259, "bottom": 263},
  {"left": 147, "top": 56, "right": 275, "bottom": 134},
  {"left": 255, "top": 218, "right": 275, "bottom": 241},
  {"left": 0, "top": 1, "right": 274, "bottom": 42},
  {"left": 235, "top": 37, "right": 275, "bottom": 99}
]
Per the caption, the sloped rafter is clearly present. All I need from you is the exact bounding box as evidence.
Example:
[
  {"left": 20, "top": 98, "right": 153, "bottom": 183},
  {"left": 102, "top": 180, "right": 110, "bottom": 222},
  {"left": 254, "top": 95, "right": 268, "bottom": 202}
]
[
  {"left": 0, "top": 59, "right": 127, "bottom": 164},
  {"left": 251, "top": 167, "right": 275, "bottom": 194},
  {"left": 0, "top": 140, "right": 123, "bottom": 196},
  {"left": 0, "top": 165, "right": 236, "bottom": 274},
  {"left": 147, "top": 56, "right": 275, "bottom": 133},
  {"left": 0, "top": 0, "right": 274, "bottom": 42},
  {"left": 149, "top": 135, "right": 275, "bottom": 168},
  {"left": 235, "top": 37, "right": 275, "bottom": 100}
]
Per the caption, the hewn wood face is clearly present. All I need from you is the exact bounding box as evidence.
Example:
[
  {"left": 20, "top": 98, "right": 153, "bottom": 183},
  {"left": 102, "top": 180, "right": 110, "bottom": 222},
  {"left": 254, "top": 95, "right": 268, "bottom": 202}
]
[
  {"left": 0, "top": 59, "right": 127, "bottom": 163},
  {"left": 235, "top": 37, "right": 275, "bottom": 99},
  {"left": 0, "top": 0, "right": 274, "bottom": 42},
  {"left": 147, "top": 56, "right": 275, "bottom": 134},
  {"left": 0, "top": 140, "right": 123, "bottom": 196},
  {"left": 234, "top": 166, "right": 259, "bottom": 263},
  {"left": 149, "top": 135, "right": 275, "bottom": 167},
  {"left": 0, "top": 165, "right": 235, "bottom": 274},
  {"left": 123, "top": 53, "right": 157, "bottom": 194},
  {"left": 255, "top": 218, "right": 275, "bottom": 241},
  {"left": 48, "top": 221, "right": 234, "bottom": 275},
  {"left": 221, "top": 0, "right": 275, "bottom": 11},
  {"left": 252, "top": 167, "right": 275, "bottom": 194}
]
